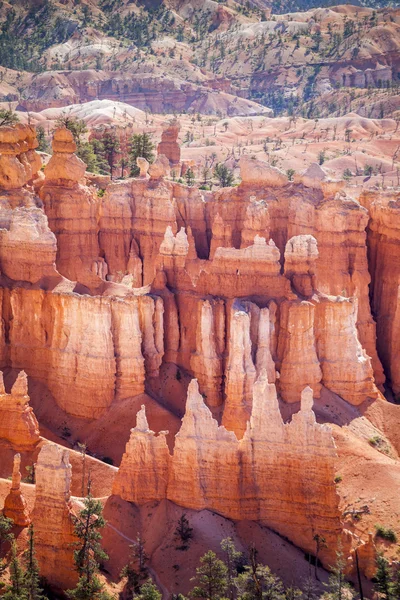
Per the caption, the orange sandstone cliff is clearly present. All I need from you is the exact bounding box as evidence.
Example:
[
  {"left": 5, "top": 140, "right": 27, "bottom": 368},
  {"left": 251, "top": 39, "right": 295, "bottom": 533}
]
[{"left": 0, "top": 125, "right": 399, "bottom": 594}]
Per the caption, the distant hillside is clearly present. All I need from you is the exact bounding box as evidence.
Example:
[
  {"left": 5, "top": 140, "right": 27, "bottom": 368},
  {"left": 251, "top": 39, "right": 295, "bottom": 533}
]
[{"left": 2, "top": 0, "right": 400, "bottom": 121}]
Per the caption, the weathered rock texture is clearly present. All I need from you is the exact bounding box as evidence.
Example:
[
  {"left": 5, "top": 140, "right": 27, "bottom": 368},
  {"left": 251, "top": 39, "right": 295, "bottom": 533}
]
[
  {"left": 157, "top": 119, "right": 181, "bottom": 167},
  {"left": 0, "top": 128, "right": 395, "bottom": 582},
  {"left": 3, "top": 453, "right": 31, "bottom": 526},
  {"left": 365, "top": 192, "right": 400, "bottom": 396},
  {"left": 112, "top": 405, "right": 170, "bottom": 502},
  {"left": 2, "top": 289, "right": 163, "bottom": 419},
  {"left": 0, "top": 371, "right": 40, "bottom": 449},
  {"left": 116, "top": 376, "right": 343, "bottom": 566},
  {"left": 32, "top": 444, "right": 77, "bottom": 590}
]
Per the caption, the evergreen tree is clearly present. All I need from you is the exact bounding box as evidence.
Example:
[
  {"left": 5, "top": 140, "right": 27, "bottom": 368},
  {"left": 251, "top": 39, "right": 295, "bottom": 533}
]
[
  {"left": 36, "top": 126, "right": 50, "bottom": 153},
  {"left": 0, "top": 109, "right": 19, "bottom": 126},
  {"left": 0, "top": 514, "right": 13, "bottom": 577},
  {"left": 23, "top": 525, "right": 46, "bottom": 600},
  {"left": 191, "top": 550, "right": 228, "bottom": 600},
  {"left": 175, "top": 514, "right": 193, "bottom": 550},
  {"left": 67, "top": 482, "right": 111, "bottom": 600},
  {"left": 138, "top": 581, "right": 162, "bottom": 600},
  {"left": 374, "top": 554, "right": 394, "bottom": 600},
  {"left": 214, "top": 163, "right": 234, "bottom": 187},
  {"left": 301, "top": 576, "right": 319, "bottom": 600},
  {"left": 391, "top": 562, "right": 400, "bottom": 598},
  {"left": 323, "top": 546, "right": 354, "bottom": 600},
  {"left": 102, "top": 130, "right": 120, "bottom": 180},
  {"left": 3, "top": 541, "right": 27, "bottom": 600},
  {"left": 185, "top": 167, "right": 195, "bottom": 187},
  {"left": 120, "top": 535, "right": 149, "bottom": 597},
  {"left": 129, "top": 133, "right": 155, "bottom": 176},
  {"left": 220, "top": 537, "right": 242, "bottom": 600},
  {"left": 285, "top": 588, "right": 303, "bottom": 600},
  {"left": 55, "top": 115, "right": 88, "bottom": 147},
  {"left": 235, "top": 548, "right": 285, "bottom": 600},
  {"left": 0, "top": 514, "right": 13, "bottom": 549},
  {"left": 77, "top": 141, "right": 101, "bottom": 174}
]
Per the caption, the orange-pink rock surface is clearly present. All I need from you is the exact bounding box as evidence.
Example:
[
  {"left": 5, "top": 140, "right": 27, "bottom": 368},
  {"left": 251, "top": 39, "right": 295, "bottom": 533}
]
[
  {"left": 3, "top": 453, "right": 31, "bottom": 526},
  {"left": 32, "top": 444, "right": 78, "bottom": 590},
  {"left": 0, "top": 125, "right": 399, "bottom": 589},
  {"left": 115, "top": 375, "right": 343, "bottom": 566},
  {"left": 0, "top": 371, "right": 40, "bottom": 449}
]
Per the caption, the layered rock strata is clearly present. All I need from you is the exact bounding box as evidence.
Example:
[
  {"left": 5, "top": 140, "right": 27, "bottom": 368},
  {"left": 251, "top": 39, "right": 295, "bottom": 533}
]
[
  {"left": 2, "top": 289, "right": 163, "bottom": 419},
  {"left": 32, "top": 444, "right": 77, "bottom": 590},
  {"left": 3, "top": 453, "right": 31, "bottom": 526},
  {"left": 40, "top": 128, "right": 104, "bottom": 289},
  {"left": 0, "top": 371, "right": 40, "bottom": 449},
  {"left": 115, "top": 375, "right": 342, "bottom": 566},
  {"left": 157, "top": 119, "right": 181, "bottom": 167},
  {"left": 366, "top": 193, "right": 400, "bottom": 396}
]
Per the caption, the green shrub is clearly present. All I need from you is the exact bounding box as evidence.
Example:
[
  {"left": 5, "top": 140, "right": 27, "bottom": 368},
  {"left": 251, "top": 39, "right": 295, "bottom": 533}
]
[{"left": 375, "top": 524, "right": 397, "bottom": 543}]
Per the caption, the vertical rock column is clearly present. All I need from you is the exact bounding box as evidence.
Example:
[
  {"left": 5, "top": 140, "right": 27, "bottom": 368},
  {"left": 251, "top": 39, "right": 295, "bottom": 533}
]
[
  {"left": 190, "top": 299, "right": 224, "bottom": 407},
  {"left": 222, "top": 305, "right": 256, "bottom": 438},
  {"left": 32, "top": 444, "right": 77, "bottom": 590},
  {"left": 0, "top": 371, "right": 40, "bottom": 449},
  {"left": 3, "top": 453, "right": 31, "bottom": 526},
  {"left": 112, "top": 405, "right": 170, "bottom": 503}
]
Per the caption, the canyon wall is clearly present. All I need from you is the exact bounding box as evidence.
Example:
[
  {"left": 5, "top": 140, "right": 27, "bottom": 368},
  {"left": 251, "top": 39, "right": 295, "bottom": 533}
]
[
  {"left": 0, "top": 125, "right": 396, "bottom": 582},
  {"left": 113, "top": 374, "right": 343, "bottom": 565}
]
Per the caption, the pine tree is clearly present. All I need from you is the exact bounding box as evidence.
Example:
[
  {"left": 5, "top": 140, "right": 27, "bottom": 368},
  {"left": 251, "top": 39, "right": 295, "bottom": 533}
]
[
  {"left": 120, "top": 535, "right": 149, "bottom": 596},
  {"left": 102, "top": 130, "right": 120, "bottom": 180},
  {"left": 190, "top": 550, "right": 228, "bottom": 600},
  {"left": 323, "top": 546, "right": 354, "bottom": 600},
  {"left": 391, "top": 562, "right": 400, "bottom": 598},
  {"left": 214, "top": 163, "right": 234, "bottom": 187},
  {"left": 129, "top": 133, "right": 155, "bottom": 176},
  {"left": 220, "top": 537, "right": 242, "bottom": 600},
  {"left": 0, "top": 514, "right": 13, "bottom": 549},
  {"left": 185, "top": 167, "right": 195, "bottom": 187},
  {"left": 0, "top": 109, "right": 19, "bottom": 126},
  {"left": 374, "top": 554, "right": 394, "bottom": 600},
  {"left": 175, "top": 514, "right": 193, "bottom": 550},
  {"left": 138, "top": 581, "right": 162, "bottom": 600},
  {"left": 3, "top": 541, "right": 28, "bottom": 600},
  {"left": 23, "top": 525, "right": 46, "bottom": 600},
  {"left": 235, "top": 548, "right": 285, "bottom": 600},
  {"left": 36, "top": 126, "right": 50, "bottom": 153},
  {"left": 0, "top": 514, "right": 13, "bottom": 577},
  {"left": 67, "top": 481, "right": 111, "bottom": 600}
]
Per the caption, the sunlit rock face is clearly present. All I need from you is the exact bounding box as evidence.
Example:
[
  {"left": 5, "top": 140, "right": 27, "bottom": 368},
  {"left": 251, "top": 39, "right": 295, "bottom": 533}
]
[
  {"left": 32, "top": 444, "right": 78, "bottom": 590},
  {"left": 0, "top": 371, "right": 40, "bottom": 449},
  {"left": 3, "top": 453, "right": 31, "bottom": 526},
  {"left": 0, "top": 127, "right": 393, "bottom": 584},
  {"left": 115, "top": 376, "right": 343, "bottom": 567}
]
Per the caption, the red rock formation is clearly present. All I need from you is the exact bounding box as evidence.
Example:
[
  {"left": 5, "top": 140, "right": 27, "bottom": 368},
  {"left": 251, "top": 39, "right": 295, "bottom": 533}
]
[
  {"left": 112, "top": 405, "right": 170, "bottom": 503},
  {"left": 157, "top": 119, "right": 181, "bottom": 167},
  {"left": 367, "top": 193, "right": 400, "bottom": 396},
  {"left": 116, "top": 375, "right": 343, "bottom": 566},
  {"left": 222, "top": 304, "right": 256, "bottom": 437},
  {"left": 32, "top": 444, "right": 77, "bottom": 590},
  {"left": 0, "top": 371, "right": 40, "bottom": 449},
  {"left": 315, "top": 296, "right": 379, "bottom": 405},
  {"left": 0, "top": 207, "right": 58, "bottom": 283},
  {"left": 40, "top": 128, "right": 105, "bottom": 289},
  {"left": 6, "top": 289, "right": 163, "bottom": 419},
  {"left": 190, "top": 299, "right": 224, "bottom": 408},
  {"left": 288, "top": 192, "right": 384, "bottom": 390},
  {"left": 3, "top": 453, "right": 31, "bottom": 526},
  {"left": 350, "top": 534, "right": 377, "bottom": 580},
  {"left": 277, "top": 300, "right": 322, "bottom": 403}
]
